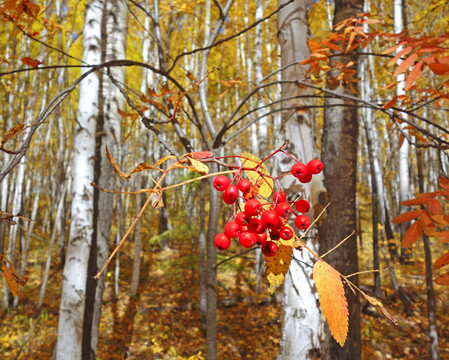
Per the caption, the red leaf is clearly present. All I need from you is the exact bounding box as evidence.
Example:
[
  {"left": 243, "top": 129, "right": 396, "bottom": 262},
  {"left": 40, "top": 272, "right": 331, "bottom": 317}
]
[
  {"left": 434, "top": 251, "right": 449, "bottom": 270},
  {"left": 438, "top": 177, "right": 449, "bottom": 190},
  {"left": 434, "top": 272, "right": 449, "bottom": 286},
  {"left": 191, "top": 151, "right": 214, "bottom": 159},
  {"left": 393, "top": 53, "right": 418, "bottom": 77},
  {"left": 427, "top": 62, "right": 449, "bottom": 75},
  {"left": 404, "top": 60, "right": 423, "bottom": 91},
  {"left": 432, "top": 231, "right": 449, "bottom": 243},
  {"left": 382, "top": 42, "right": 405, "bottom": 55},
  {"left": 392, "top": 209, "right": 423, "bottom": 224},
  {"left": 427, "top": 199, "right": 443, "bottom": 215},
  {"left": 22, "top": 57, "right": 42, "bottom": 68},
  {"left": 402, "top": 221, "right": 422, "bottom": 247}
]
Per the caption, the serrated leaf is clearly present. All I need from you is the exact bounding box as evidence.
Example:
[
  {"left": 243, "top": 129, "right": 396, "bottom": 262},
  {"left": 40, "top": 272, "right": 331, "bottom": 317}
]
[
  {"left": 427, "top": 62, "right": 449, "bottom": 75},
  {"left": 433, "top": 251, "right": 449, "bottom": 270},
  {"left": 392, "top": 209, "right": 422, "bottom": 223},
  {"left": 427, "top": 199, "right": 443, "bottom": 215},
  {"left": 190, "top": 151, "right": 213, "bottom": 159},
  {"left": 130, "top": 162, "right": 159, "bottom": 174},
  {"left": 1, "top": 265, "right": 28, "bottom": 297},
  {"left": 400, "top": 197, "right": 431, "bottom": 206},
  {"left": 387, "top": 46, "right": 412, "bottom": 67},
  {"left": 240, "top": 152, "right": 273, "bottom": 199},
  {"left": 434, "top": 272, "right": 449, "bottom": 286},
  {"left": 1, "top": 123, "right": 27, "bottom": 148},
  {"left": 313, "top": 260, "right": 348, "bottom": 347},
  {"left": 402, "top": 220, "right": 422, "bottom": 247},
  {"left": 154, "top": 155, "right": 177, "bottom": 167},
  {"left": 265, "top": 242, "right": 293, "bottom": 294},
  {"left": 382, "top": 96, "right": 398, "bottom": 110}
]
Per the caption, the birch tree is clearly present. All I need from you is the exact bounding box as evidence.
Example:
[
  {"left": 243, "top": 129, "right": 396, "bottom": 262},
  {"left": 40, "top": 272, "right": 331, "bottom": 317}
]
[
  {"left": 54, "top": 0, "right": 103, "bottom": 357},
  {"left": 276, "top": 0, "right": 325, "bottom": 358}
]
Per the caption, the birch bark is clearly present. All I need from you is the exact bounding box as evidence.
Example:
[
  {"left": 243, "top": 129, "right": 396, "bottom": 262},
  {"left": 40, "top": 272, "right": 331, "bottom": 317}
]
[{"left": 55, "top": 0, "right": 103, "bottom": 357}]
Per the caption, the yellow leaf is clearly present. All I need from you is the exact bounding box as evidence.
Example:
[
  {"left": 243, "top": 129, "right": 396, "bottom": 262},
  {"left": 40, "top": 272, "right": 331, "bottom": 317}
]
[
  {"left": 186, "top": 157, "right": 209, "bottom": 175},
  {"left": 106, "top": 146, "right": 130, "bottom": 180},
  {"left": 240, "top": 152, "right": 273, "bottom": 199},
  {"left": 313, "top": 260, "right": 349, "bottom": 347},
  {"left": 265, "top": 242, "right": 293, "bottom": 294}
]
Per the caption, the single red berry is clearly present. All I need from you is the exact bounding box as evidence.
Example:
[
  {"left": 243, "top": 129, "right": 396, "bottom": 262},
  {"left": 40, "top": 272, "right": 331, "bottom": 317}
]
[
  {"left": 213, "top": 175, "right": 229, "bottom": 191},
  {"left": 214, "top": 233, "right": 231, "bottom": 250},
  {"left": 245, "top": 199, "right": 263, "bottom": 216},
  {"left": 239, "top": 232, "right": 257, "bottom": 248},
  {"left": 261, "top": 210, "right": 281, "bottom": 229},
  {"left": 279, "top": 226, "right": 294, "bottom": 240},
  {"left": 295, "top": 199, "right": 311, "bottom": 213},
  {"left": 235, "top": 211, "right": 250, "bottom": 226},
  {"left": 248, "top": 217, "right": 265, "bottom": 233},
  {"left": 307, "top": 159, "right": 323, "bottom": 174},
  {"left": 239, "top": 224, "right": 250, "bottom": 233},
  {"left": 295, "top": 214, "right": 310, "bottom": 230},
  {"left": 224, "top": 220, "right": 241, "bottom": 238},
  {"left": 222, "top": 184, "right": 238, "bottom": 204},
  {"left": 262, "top": 241, "right": 278, "bottom": 257},
  {"left": 297, "top": 172, "right": 312, "bottom": 183},
  {"left": 269, "top": 231, "right": 280, "bottom": 241},
  {"left": 272, "top": 191, "right": 286, "bottom": 203},
  {"left": 291, "top": 162, "right": 309, "bottom": 178},
  {"left": 237, "top": 179, "right": 252, "bottom": 192},
  {"left": 256, "top": 232, "right": 268, "bottom": 245},
  {"left": 275, "top": 202, "right": 293, "bottom": 218}
]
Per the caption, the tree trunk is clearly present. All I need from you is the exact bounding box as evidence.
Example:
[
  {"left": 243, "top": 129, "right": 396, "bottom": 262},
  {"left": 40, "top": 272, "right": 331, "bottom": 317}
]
[
  {"left": 276, "top": 1, "right": 325, "bottom": 358},
  {"left": 54, "top": 0, "right": 103, "bottom": 357},
  {"left": 318, "top": 0, "right": 363, "bottom": 358}
]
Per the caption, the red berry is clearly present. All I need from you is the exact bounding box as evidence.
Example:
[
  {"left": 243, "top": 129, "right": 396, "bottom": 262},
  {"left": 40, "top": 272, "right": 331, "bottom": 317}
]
[
  {"left": 213, "top": 175, "right": 229, "bottom": 191},
  {"left": 273, "top": 191, "right": 286, "bottom": 203},
  {"left": 275, "top": 202, "right": 293, "bottom": 218},
  {"left": 214, "top": 233, "right": 231, "bottom": 250},
  {"left": 237, "top": 179, "right": 251, "bottom": 192},
  {"left": 245, "top": 199, "right": 263, "bottom": 216},
  {"left": 291, "top": 162, "right": 309, "bottom": 178},
  {"left": 295, "top": 215, "right": 310, "bottom": 230},
  {"left": 262, "top": 241, "right": 278, "bottom": 257},
  {"left": 256, "top": 232, "right": 268, "bottom": 245},
  {"left": 307, "top": 159, "right": 323, "bottom": 174},
  {"left": 224, "top": 220, "right": 241, "bottom": 238},
  {"left": 248, "top": 217, "right": 265, "bottom": 233},
  {"left": 269, "top": 231, "right": 280, "bottom": 241},
  {"left": 295, "top": 199, "right": 311, "bottom": 213},
  {"left": 222, "top": 184, "right": 238, "bottom": 204},
  {"left": 239, "top": 224, "right": 250, "bottom": 233},
  {"left": 297, "top": 172, "right": 312, "bottom": 183},
  {"left": 235, "top": 211, "right": 250, "bottom": 226},
  {"left": 261, "top": 210, "right": 281, "bottom": 229},
  {"left": 279, "top": 226, "right": 294, "bottom": 240},
  {"left": 239, "top": 232, "right": 257, "bottom": 248}
]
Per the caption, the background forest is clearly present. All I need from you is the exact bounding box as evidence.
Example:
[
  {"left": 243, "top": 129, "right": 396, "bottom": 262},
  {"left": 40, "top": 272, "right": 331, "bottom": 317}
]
[{"left": 0, "top": 0, "right": 449, "bottom": 359}]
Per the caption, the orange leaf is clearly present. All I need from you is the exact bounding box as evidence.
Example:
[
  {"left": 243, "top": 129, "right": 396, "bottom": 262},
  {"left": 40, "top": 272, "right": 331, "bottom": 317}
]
[
  {"left": 392, "top": 209, "right": 422, "bottom": 224},
  {"left": 427, "top": 62, "right": 449, "bottom": 75},
  {"left": 382, "top": 42, "right": 404, "bottom": 55},
  {"left": 432, "top": 231, "right": 449, "bottom": 243},
  {"left": 345, "top": 32, "right": 356, "bottom": 53},
  {"left": 129, "top": 162, "right": 159, "bottom": 175},
  {"left": 265, "top": 242, "right": 294, "bottom": 293},
  {"left": 393, "top": 53, "right": 418, "bottom": 77},
  {"left": 427, "top": 199, "right": 443, "bottom": 215},
  {"left": 380, "top": 81, "right": 400, "bottom": 90},
  {"left": 22, "top": 57, "right": 42, "bottom": 68},
  {"left": 382, "top": 96, "right": 398, "bottom": 110},
  {"left": 1, "top": 123, "right": 26, "bottom": 148},
  {"left": 438, "top": 177, "right": 449, "bottom": 190},
  {"left": 313, "top": 260, "right": 348, "bottom": 347},
  {"left": 434, "top": 251, "right": 449, "bottom": 270},
  {"left": 190, "top": 151, "right": 213, "bottom": 159},
  {"left": 402, "top": 221, "right": 422, "bottom": 247},
  {"left": 308, "top": 39, "right": 321, "bottom": 51},
  {"left": 387, "top": 46, "right": 412, "bottom": 67},
  {"left": 434, "top": 272, "right": 449, "bottom": 286},
  {"left": 1, "top": 265, "right": 28, "bottom": 297},
  {"left": 400, "top": 196, "right": 432, "bottom": 206},
  {"left": 106, "top": 146, "right": 130, "bottom": 180},
  {"left": 404, "top": 60, "right": 423, "bottom": 91}
]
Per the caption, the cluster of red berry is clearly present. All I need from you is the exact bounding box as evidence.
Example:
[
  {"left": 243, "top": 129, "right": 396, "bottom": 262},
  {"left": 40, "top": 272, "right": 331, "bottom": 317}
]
[{"left": 213, "top": 159, "right": 323, "bottom": 257}]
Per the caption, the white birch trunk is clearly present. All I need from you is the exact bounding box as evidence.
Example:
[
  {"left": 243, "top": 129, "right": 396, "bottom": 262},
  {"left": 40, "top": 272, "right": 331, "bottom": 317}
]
[
  {"left": 276, "top": 1, "right": 324, "bottom": 358},
  {"left": 55, "top": 0, "right": 103, "bottom": 357}
]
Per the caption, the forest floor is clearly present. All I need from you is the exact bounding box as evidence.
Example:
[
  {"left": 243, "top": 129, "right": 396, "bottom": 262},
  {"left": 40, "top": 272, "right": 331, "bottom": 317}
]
[{"left": 1, "top": 232, "right": 448, "bottom": 359}]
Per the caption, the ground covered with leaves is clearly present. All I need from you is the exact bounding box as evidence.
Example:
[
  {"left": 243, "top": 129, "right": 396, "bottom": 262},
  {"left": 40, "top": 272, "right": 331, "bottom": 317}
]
[{"left": 1, "top": 233, "right": 448, "bottom": 359}]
